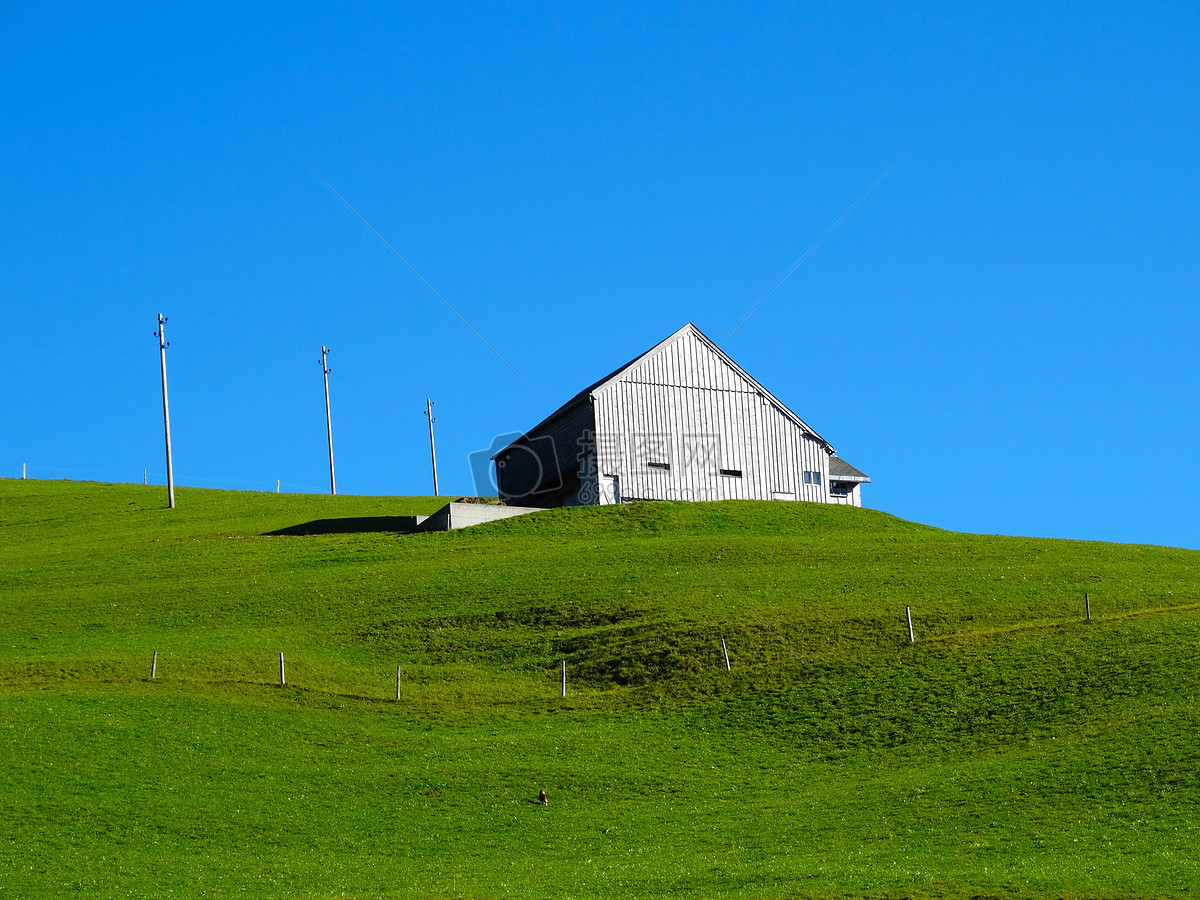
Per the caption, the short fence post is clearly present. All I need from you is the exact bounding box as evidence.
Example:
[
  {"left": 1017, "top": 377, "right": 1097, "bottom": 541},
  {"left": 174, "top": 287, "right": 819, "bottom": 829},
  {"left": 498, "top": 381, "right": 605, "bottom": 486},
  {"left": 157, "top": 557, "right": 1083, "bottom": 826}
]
[
  {"left": 1085, "top": 593, "right": 1091, "bottom": 622},
  {"left": 561, "top": 660, "right": 567, "bottom": 698},
  {"left": 396, "top": 666, "right": 401, "bottom": 701},
  {"left": 151, "top": 650, "right": 158, "bottom": 679},
  {"left": 721, "top": 638, "right": 731, "bottom": 671},
  {"left": 906, "top": 606, "right": 915, "bottom": 644},
  {"left": 279, "top": 651, "right": 286, "bottom": 686}
]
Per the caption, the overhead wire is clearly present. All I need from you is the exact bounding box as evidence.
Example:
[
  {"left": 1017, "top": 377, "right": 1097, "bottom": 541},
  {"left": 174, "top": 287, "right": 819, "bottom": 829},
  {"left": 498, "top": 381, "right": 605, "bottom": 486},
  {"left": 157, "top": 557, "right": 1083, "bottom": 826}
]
[
  {"left": 719, "top": 159, "right": 899, "bottom": 346},
  {"left": 302, "top": 160, "right": 532, "bottom": 390}
]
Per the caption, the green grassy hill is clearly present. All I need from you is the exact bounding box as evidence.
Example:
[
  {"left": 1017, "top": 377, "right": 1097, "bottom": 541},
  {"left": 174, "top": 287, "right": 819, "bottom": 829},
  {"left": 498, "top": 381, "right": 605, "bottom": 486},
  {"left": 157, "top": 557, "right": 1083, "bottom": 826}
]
[{"left": 2, "top": 479, "right": 1197, "bottom": 899}]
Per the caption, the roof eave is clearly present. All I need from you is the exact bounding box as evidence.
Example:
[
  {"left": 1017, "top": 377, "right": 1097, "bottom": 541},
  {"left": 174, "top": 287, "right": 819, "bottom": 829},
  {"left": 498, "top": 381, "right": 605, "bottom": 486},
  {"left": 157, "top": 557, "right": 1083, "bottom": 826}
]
[{"left": 490, "top": 393, "right": 594, "bottom": 460}]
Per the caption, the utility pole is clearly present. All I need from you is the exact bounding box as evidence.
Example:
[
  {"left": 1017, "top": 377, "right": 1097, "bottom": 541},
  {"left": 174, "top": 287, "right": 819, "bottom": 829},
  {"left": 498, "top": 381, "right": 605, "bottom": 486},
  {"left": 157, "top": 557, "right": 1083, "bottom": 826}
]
[
  {"left": 155, "top": 314, "right": 175, "bottom": 509},
  {"left": 424, "top": 398, "right": 439, "bottom": 496},
  {"left": 320, "top": 346, "right": 336, "bottom": 495}
]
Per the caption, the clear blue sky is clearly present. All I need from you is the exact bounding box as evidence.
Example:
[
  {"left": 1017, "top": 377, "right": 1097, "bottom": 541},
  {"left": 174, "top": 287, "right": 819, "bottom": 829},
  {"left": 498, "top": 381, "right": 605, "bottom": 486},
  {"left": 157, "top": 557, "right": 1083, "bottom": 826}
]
[{"left": 3, "top": 2, "right": 1198, "bottom": 548}]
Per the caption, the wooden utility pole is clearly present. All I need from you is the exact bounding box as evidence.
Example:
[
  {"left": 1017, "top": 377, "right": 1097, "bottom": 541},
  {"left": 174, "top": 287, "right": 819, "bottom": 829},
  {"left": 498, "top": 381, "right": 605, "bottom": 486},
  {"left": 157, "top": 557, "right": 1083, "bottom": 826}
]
[
  {"left": 155, "top": 314, "right": 175, "bottom": 509},
  {"left": 320, "top": 346, "right": 336, "bottom": 495},
  {"left": 425, "top": 398, "right": 439, "bottom": 496}
]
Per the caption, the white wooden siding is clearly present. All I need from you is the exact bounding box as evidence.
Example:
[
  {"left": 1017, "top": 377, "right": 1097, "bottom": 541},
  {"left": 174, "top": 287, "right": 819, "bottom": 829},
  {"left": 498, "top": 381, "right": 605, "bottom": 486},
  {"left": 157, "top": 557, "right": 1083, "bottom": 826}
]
[{"left": 592, "top": 329, "right": 830, "bottom": 503}]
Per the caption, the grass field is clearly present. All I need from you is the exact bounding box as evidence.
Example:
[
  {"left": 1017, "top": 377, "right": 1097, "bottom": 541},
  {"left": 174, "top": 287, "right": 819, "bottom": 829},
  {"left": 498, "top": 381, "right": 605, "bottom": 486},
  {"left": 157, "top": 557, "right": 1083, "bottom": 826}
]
[{"left": 1, "top": 478, "right": 1198, "bottom": 898}]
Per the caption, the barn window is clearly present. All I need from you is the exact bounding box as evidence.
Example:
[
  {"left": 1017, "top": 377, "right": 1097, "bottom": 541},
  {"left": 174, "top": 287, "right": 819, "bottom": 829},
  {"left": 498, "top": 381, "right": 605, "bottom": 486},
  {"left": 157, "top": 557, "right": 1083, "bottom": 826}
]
[
  {"left": 803, "top": 471, "right": 822, "bottom": 485},
  {"left": 647, "top": 461, "right": 670, "bottom": 471},
  {"left": 719, "top": 468, "right": 742, "bottom": 478}
]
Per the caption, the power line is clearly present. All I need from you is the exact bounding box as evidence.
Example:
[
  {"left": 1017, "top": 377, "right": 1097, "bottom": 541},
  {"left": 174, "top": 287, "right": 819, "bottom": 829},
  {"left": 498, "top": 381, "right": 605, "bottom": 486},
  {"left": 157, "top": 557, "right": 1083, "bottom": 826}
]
[
  {"left": 303, "top": 161, "right": 532, "bottom": 390},
  {"left": 720, "top": 160, "right": 899, "bottom": 346}
]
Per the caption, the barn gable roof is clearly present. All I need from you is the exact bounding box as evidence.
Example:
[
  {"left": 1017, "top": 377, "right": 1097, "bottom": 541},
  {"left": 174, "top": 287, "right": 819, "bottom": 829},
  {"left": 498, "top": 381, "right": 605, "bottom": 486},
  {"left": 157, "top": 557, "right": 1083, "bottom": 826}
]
[{"left": 496, "top": 322, "right": 835, "bottom": 458}]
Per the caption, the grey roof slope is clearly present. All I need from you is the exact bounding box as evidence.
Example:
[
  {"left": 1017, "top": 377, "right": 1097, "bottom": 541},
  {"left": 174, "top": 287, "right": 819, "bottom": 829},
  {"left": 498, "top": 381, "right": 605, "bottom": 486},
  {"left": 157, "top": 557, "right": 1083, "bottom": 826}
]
[{"left": 829, "top": 456, "right": 870, "bottom": 482}]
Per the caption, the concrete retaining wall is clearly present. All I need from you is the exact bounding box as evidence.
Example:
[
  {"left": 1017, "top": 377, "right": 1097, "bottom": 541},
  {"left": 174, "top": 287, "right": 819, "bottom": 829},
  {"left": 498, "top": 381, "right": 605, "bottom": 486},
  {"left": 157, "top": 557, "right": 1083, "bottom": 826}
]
[{"left": 415, "top": 501, "right": 543, "bottom": 532}]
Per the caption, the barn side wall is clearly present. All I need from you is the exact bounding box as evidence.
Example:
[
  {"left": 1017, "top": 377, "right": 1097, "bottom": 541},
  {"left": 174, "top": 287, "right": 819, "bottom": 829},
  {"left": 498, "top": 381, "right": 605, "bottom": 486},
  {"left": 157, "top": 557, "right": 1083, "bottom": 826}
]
[{"left": 495, "top": 400, "right": 596, "bottom": 506}]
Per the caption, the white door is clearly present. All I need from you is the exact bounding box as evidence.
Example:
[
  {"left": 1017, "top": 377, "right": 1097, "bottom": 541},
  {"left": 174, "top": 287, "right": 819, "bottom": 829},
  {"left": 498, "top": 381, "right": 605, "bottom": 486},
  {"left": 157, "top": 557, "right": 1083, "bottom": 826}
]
[{"left": 599, "top": 475, "right": 621, "bottom": 505}]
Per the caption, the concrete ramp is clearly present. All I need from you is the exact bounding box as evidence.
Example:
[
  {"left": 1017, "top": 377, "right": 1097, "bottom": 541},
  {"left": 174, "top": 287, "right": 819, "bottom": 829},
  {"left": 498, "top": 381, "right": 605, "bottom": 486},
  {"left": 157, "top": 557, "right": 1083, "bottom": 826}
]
[{"left": 415, "top": 501, "right": 544, "bottom": 532}]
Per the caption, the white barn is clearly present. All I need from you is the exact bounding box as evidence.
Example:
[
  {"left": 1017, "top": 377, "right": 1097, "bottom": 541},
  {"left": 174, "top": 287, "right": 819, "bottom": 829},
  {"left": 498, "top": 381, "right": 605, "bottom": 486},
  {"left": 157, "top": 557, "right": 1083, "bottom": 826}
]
[{"left": 492, "top": 323, "right": 869, "bottom": 508}]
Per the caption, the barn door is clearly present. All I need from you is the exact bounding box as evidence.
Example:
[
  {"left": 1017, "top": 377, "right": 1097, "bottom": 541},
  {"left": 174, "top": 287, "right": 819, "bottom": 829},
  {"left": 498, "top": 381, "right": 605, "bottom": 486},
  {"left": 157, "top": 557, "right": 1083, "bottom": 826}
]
[{"left": 599, "top": 475, "right": 621, "bottom": 505}]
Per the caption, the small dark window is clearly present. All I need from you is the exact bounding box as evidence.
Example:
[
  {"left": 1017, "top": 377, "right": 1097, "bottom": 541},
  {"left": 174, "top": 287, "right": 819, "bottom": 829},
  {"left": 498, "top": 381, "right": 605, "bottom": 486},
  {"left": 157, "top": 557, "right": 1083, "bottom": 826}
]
[
  {"left": 719, "top": 468, "right": 742, "bottom": 477},
  {"left": 647, "top": 461, "right": 670, "bottom": 471}
]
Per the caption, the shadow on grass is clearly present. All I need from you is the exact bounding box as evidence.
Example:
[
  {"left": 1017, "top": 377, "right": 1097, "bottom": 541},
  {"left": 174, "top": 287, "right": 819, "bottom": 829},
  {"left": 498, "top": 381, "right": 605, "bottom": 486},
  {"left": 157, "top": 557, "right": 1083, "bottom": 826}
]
[{"left": 264, "top": 516, "right": 420, "bottom": 537}]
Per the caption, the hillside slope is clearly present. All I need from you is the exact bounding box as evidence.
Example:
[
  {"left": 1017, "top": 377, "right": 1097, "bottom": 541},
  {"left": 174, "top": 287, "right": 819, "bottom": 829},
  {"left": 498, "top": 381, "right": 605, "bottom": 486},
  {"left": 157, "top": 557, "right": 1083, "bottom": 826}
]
[{"left": 1, "top": 479, "right": 1197, "bottom": 899}]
